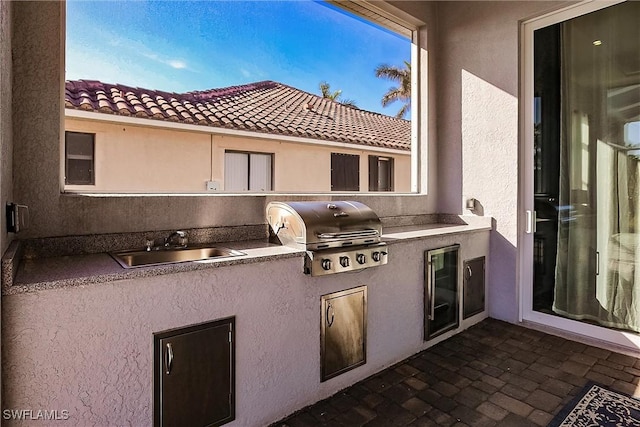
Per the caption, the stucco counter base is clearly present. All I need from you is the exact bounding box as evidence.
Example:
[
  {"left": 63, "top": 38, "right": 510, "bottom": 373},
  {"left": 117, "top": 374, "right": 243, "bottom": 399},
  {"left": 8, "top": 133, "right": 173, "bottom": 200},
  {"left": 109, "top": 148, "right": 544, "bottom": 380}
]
[{"left": 2, "top": 221, "right": 491, "bottom": 426}]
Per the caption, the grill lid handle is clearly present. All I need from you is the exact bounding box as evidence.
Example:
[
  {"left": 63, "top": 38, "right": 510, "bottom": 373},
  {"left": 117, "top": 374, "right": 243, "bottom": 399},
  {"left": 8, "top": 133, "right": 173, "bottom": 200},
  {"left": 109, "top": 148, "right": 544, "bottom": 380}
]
[{"left": 317, "top": 230, "right": 379, "bottom": 239}]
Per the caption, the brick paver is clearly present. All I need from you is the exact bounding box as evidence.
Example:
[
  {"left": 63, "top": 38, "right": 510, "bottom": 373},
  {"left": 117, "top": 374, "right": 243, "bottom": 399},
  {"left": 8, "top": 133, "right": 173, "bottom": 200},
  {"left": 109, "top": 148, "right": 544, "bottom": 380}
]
[{"left": 273, "top": 319, "right": 640, "bottom": 426}]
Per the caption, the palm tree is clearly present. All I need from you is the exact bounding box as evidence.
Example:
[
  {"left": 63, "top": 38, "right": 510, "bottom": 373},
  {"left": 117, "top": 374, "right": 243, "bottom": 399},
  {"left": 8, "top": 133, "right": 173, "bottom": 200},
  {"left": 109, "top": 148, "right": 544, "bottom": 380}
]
[
  {"left": 320, "top": 81, "right": 341, "bottom": 101},
  {"left": 319, "top": 81, "right": 358, "bottom": 108},
  {"left": 375, "top": 61, "right": 411, "bottom": 119}
]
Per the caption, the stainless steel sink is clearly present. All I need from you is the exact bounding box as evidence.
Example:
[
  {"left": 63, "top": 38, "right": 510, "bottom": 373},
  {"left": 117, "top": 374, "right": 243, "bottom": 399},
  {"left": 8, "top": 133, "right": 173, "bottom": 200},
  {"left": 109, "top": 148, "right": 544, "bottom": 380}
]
[{"left": 110, "top": 246, "right": 246, "bottom": 268}]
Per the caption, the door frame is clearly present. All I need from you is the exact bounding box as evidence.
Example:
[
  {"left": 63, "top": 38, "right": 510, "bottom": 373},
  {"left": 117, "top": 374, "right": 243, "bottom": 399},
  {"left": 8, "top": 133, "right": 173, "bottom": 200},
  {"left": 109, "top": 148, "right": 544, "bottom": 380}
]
[{"left": 517, "top": 0, "right": 640, "bottom": 351}]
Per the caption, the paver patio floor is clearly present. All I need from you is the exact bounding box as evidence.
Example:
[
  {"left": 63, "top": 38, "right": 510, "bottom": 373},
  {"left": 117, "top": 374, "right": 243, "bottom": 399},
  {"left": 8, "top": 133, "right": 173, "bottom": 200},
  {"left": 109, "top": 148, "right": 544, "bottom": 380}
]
[{"left": 273, "top": 318, "right": 640, "bottom": 426}]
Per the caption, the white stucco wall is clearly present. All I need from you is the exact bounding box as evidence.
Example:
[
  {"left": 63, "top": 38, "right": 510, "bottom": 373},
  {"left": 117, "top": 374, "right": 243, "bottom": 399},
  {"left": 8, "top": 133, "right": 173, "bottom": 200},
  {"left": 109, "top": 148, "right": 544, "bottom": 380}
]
[
  {"left": 64, "top": 117, "right": 410, "bottom": 194},
  {"left": 0, "top": 0, "right": 12, "bottom": 255},
  {"left": 436, "top": 1, "right": 571, "bottom": 322},
  {"left": 2, "top": 232, "right": 489, "bottom": 426},
  {"left": 0, "top": 0, "right": 12, "bottom": 411},
  {"left": 66, "top": 119, "right": 212, "bottom": 193}
]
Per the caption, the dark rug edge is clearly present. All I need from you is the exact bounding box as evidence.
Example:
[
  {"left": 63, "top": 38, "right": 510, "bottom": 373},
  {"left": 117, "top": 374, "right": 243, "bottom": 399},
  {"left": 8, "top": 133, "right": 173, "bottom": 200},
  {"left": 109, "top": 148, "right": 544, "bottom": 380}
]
[{"left": 547, "top": 381, "right": 636, "bottom": 427}]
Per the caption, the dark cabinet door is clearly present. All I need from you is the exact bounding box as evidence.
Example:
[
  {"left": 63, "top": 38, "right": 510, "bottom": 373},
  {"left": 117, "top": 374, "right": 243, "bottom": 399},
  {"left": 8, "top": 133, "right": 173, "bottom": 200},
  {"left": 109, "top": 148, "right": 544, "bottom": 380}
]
[
  {"left": 321, "top": 286, "right": 367, "bottom": 381},
  {"left": 425, "top": 245, "right": 459, "bottom": 340},
  {"left": 154, "top": 317, "right": 235, "bottom": 427},
  {"left": 464, "top": 257, "right": 486, "bottom": 319}
]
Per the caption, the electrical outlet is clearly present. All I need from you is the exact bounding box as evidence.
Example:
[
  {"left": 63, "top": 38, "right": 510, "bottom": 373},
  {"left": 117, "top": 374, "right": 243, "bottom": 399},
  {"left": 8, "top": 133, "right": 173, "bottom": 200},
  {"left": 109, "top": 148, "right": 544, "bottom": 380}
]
[
  {"left": 6, "top": 203, "right": 29, "bottom": 233},
  {"left": 206, "top": 180, "right": 220, "bottom": 191}
]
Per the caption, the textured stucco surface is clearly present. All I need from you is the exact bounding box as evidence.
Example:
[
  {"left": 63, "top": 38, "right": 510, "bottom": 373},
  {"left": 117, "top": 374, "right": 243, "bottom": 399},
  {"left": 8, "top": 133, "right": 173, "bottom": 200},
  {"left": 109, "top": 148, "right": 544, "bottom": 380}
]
[
  {"left": 2, "top": 232, "right": 489, "bottom": 426},
  {"left": 0, "top": 0, "right": 11, "bottom": 411},
  {"left": 436, "top": 1, "right": 570, "bottom": 322},
  {"left": 1, "top": 0, "right": 12, "bottom": 255},
  {"left": 12, "top": 1, "right": 63, "bottom": 239}
]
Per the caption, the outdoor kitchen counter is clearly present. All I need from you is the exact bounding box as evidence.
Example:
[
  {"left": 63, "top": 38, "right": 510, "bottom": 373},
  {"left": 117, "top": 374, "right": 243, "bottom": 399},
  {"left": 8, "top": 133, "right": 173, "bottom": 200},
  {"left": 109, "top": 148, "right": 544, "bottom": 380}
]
[
  {"left": 1, "top": 219, "right": 492, "bottom": 295},
  {"left": 1, "top": 239, "right": 304, "bottom": 295},
  {"left": 382, "top": 220, "right": 491, "bottom": 241}
]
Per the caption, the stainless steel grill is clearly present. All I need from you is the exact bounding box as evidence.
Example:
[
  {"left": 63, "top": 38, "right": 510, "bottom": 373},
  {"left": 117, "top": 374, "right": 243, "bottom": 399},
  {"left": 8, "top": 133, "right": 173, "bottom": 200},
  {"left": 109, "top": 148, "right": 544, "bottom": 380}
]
[{"left": 266, "top": 201, "right": 388, "bottom": 276}]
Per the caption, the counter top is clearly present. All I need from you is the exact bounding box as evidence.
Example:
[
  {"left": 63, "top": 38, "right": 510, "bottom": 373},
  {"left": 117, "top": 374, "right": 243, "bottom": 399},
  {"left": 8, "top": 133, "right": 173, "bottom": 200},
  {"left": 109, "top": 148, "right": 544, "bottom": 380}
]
[
  {"left": 2, "top": 220, "right": 491, "bottom": 295},
  {"left": 382, "top": 222, "right": 491, "bottom": 241},
  {"left": 4, "top": 240, "right": 303, "bottom": 295}
]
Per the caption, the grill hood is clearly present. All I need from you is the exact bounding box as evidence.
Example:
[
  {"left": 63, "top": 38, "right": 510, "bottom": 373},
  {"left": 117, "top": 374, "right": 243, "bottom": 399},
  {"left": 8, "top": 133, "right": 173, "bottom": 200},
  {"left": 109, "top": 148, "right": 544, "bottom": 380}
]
[{"left": 266, "top": 201, "right": 383, "bottom": 250}]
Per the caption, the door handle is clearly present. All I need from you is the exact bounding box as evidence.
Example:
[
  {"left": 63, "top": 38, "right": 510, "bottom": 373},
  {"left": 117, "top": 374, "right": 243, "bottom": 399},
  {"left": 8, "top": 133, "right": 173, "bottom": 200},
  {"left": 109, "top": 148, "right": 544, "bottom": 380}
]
[
  {"left": 165, "top": 342, "right": 174, "bottom": 375},
  {"left": 326, "top": 303, "right": 335, "bottom": 327},
  {"left": 525, "top": 210, "right": 537, "bottom": 234},
  {"left": 429, "top": 268, "right": 436, "bottom": 321}
]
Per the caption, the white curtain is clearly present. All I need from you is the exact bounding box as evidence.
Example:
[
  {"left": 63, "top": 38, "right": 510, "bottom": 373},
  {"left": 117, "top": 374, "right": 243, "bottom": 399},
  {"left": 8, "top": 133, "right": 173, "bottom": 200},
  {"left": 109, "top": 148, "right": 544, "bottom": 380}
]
[
  {"left": 552, "top": 108, "right": 602, "bottom": 321},
  {"left": 552, "top": 3, "right": 640, "bottom": 332},
  {"left": 595, "top": 140, "right": 640, "bottom": 331}
]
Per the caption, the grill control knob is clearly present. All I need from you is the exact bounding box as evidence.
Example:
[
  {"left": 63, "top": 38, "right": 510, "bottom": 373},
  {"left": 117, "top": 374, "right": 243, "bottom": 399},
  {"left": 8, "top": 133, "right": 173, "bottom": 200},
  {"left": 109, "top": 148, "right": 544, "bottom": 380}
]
[
  {"left": 372, "top": 251, "right": 381, "bottom": 262},
  {"left": 321, "top": 259, "right": 332, "bottom": 270},
  {"left": 356, "top": 253, "right": 367, "bottom": 264},
  {"left": 339, "top": 256, "right": 350, "bottom": 268}
]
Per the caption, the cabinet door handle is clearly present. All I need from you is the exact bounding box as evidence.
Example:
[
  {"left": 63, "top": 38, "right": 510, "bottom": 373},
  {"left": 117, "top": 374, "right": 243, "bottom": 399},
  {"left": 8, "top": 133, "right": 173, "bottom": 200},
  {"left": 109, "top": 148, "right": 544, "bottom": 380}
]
[
  {"left": 326, "top": 303, "right": 335, "bottom": 327},
  {"left": 429, "top": 268, "right": 436, "bottom": 321},
  {"left": 165, "top": 343, "right": 174, "bottom": 375},
  {"left": 465, "top": 265, "right": 472, "bottom": 280}
]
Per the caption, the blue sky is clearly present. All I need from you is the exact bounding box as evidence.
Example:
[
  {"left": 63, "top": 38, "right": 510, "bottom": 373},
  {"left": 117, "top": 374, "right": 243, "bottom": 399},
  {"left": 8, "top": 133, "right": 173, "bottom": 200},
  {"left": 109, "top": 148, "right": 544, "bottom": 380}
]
[{"left": 66, "top": 0, "right": 411, "bottom": 117}]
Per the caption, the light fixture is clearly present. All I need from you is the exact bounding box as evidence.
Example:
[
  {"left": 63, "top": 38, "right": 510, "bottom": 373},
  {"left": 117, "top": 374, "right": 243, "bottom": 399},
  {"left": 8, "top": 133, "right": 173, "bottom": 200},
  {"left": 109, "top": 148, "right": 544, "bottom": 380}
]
[
  {"left": 593, "top": 40, "right": 603, "bottom": 46},
  {"left": 466, "top": 198, "right": 477, "bottom": 210}
]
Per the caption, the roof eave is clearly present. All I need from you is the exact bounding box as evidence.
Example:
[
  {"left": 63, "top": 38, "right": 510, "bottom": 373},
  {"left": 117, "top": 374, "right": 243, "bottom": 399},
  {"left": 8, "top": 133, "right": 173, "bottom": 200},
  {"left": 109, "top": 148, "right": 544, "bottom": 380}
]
[{"left": 65, "top": 108, "right": 411, "bottom": 155}]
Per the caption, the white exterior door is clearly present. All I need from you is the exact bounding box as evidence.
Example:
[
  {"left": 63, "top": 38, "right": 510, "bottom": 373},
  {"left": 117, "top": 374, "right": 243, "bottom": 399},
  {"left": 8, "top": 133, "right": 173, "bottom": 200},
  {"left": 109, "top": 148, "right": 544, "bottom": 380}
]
[{"left": 520, "top": 0, "right": 640, "bottom": 351}]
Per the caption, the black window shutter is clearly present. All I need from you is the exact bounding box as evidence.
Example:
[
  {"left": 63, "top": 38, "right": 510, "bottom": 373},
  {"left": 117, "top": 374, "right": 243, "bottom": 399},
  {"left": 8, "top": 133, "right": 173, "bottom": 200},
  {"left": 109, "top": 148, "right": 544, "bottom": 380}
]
[
  {"left": 331, "top": 153, "right": 359, "bottom": 191},
  {"left": 369, "top": 156, "right": 379, "bottom": 191}
]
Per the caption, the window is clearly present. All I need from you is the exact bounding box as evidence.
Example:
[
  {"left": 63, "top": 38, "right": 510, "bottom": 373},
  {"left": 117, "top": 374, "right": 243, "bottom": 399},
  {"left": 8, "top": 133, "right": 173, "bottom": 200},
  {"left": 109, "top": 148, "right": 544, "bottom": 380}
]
[
  {"left": 224, "top": 151, "right": 273, "bottom": 192},
  {"left": 64, "top": 1, "right": 419, "bottom": 194},
  {"left": 369, "top": 156, "right": 394, "bottom": 191},
  {"left": 624, "top": 120, "right": 640, "bottom": 157},
  {"left": 331, "top": 153, "right": 359, "bottom": 191},
  {"left": 65, "top": 131, "right": 94, "bottom": 185}
]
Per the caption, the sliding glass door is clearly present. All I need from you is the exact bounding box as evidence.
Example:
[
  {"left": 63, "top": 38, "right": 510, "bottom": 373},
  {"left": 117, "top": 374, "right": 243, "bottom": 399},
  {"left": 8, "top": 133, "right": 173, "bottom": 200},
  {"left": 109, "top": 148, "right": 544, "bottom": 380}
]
[{"left": 529, "top": 1, "right": 640, "bottom": 335}]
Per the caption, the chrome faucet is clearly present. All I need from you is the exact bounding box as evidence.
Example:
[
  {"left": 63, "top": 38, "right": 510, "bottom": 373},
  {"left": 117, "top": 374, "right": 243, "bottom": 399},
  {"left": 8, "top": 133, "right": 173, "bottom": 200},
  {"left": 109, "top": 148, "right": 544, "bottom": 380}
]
[{"left": 164, "top": 230, "right": 188, "bottom": 248}]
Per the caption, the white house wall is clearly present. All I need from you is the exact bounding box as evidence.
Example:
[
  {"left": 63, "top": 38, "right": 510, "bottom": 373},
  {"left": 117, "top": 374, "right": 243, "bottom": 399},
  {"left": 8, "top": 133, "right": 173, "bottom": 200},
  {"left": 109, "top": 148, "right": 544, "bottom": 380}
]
[
  {"left": 66, "top": 119, "right": 212, "bottom": 193},
  {"left": 66, "top": 118, "right": 411, "bottom": 193},
  {"left": 0, "top": 0, "right": 12, "bottom": 256},
  {"left": 0, "top": 0, "right": 12, "bottom": 411},
  {"left": 436, "top": 0, "right": 571, "bottom": 323}
]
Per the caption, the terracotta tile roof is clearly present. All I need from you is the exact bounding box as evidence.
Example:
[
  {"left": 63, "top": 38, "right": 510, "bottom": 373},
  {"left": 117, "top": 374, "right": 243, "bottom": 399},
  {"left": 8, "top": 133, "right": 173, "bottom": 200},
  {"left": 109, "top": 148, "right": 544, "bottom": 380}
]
[{"left": 65, "top": 80, "right": 410, "bottom": 151}]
